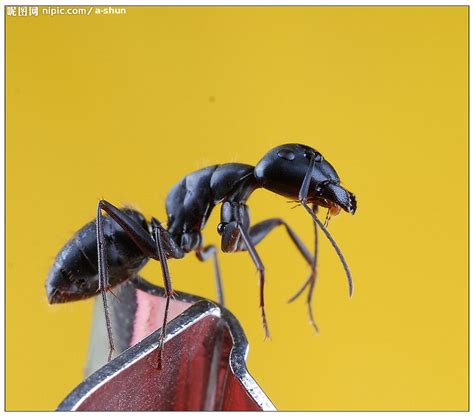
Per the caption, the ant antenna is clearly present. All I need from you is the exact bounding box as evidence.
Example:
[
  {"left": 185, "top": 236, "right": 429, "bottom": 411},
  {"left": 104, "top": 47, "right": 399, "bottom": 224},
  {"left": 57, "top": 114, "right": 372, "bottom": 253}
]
[
  {"left": 298, "top": 153, "right": 353, "bottom": 297},
  {"left": 301, "top": 203, "right": 353, "bottom": 297}
]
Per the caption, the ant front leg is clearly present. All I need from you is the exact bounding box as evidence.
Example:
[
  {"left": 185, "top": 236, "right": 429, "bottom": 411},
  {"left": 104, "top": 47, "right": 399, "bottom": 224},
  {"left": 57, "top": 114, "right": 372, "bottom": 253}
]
[
  {"left": 220, "top": 208, "right": 270, "bottom": 339},
  {"left": 240, "top": 216, "right": 320, "bottom": 332},
  {"left": 237, "top": 223, "right": 270, "bottom": 339},
  {"left": 245, "top": 218, "right": 313, "bottom": 268}
]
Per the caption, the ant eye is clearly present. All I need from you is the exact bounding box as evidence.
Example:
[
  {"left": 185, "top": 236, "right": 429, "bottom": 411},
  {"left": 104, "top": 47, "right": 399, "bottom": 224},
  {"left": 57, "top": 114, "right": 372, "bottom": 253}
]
[{"left": 277, "top": 149, "right": 295, "bottom": 161}]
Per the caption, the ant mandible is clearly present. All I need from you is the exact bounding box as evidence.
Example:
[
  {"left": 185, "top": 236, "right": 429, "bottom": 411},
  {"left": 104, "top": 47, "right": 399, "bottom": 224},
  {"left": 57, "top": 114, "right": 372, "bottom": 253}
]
[{"left": 46, "top": 143, "right": 357, "bottom": 369}]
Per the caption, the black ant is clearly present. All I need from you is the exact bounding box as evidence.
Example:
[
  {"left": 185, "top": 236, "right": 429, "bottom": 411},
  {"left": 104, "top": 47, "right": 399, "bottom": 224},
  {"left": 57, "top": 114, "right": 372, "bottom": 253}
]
[{"left": 46, "top": 143, "right": 357, "bottom": 369}]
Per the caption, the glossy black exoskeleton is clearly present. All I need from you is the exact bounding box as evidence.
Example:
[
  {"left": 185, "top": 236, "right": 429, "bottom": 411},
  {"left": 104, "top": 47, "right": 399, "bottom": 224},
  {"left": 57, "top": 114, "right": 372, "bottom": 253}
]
[{"left": 46, "top": 143, "right": 357, "bottom": 368}]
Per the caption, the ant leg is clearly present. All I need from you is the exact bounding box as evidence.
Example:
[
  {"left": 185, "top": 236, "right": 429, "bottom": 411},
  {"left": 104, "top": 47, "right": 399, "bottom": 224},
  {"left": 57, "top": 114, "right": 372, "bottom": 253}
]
[
  {"left": 98, "top": 200, "right": 158, "bottom": 258},
  {"left": 242, "top": 217, "right": 320, "bottom": 331},
  {"left": 96, "top": 203, "right": 115, "bottom": 362},
  {"left": 196, "top": 245, "right": 225, "bottom": 305},
  {"left": 236, "top": 223, "right": 271, "bottom": 340},
  {"left": 287, "top": 276, "right": 312, "bottom": 303},
  {"left": 152, "top": 219, "right": 185, "bottom": 260},
  {"left": 96, "top": 200, "right": 161, "bottom": 362},
  {"left": 244, "top": 218, "right": 318, "bottom": 304},
  {"left": 246, "top": 218, "right": 313, "bottom": 267},
  {"left": 150, "top": 218, "right": 174, "bottom": 370}
]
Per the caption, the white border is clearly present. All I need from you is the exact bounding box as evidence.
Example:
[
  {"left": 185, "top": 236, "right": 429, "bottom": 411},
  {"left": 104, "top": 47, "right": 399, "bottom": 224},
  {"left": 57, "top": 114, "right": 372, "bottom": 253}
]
[{"left": 1, "top": 1, "right": 470, "bottom": 415}]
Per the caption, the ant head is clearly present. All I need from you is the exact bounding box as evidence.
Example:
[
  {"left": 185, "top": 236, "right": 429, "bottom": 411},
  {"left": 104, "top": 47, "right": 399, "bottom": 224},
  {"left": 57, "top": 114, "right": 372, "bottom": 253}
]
[{"left": 254, "top": 143, "right": 356, "bottom": 214}]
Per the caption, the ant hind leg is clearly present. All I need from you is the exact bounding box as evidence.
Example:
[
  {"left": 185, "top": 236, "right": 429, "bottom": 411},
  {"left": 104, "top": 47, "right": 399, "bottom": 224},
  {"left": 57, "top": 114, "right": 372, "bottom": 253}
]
[
  {"left": 196, "top": 245, "right": 225, "bottom": 305},
  {"left": 96, "top": 199, "right": 159, "bottom": 362},
  {"left": 150, "top": 218, "right": 176, "bottom": 370}
]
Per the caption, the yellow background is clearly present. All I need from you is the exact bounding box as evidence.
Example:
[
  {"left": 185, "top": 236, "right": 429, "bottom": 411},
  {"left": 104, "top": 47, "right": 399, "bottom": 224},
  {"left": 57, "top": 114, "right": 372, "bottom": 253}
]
[{"left": 6, "top": 6, "right": 468, "bottom": 411}]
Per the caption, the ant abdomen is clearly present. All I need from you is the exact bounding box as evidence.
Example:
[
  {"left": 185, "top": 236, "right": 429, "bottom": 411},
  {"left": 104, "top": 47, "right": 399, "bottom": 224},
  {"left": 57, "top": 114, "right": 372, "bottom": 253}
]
[{"left": 46, "top": 208, "right": 149, "bottom": 304}]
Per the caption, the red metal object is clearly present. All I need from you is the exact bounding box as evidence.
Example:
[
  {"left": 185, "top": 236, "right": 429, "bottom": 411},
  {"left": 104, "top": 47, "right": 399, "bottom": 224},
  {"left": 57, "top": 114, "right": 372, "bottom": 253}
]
[{"left": 57, "top": 278, "right": 275, "bottom": 411}]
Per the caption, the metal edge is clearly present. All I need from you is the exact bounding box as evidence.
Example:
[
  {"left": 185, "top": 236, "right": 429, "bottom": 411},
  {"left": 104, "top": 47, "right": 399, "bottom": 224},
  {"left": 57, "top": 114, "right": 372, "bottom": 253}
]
[{"left": 221, "top": 308, "right": 277, "bottom": 411}]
